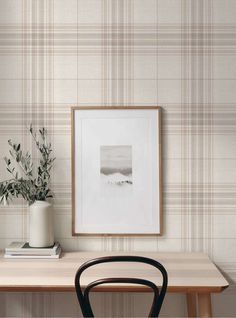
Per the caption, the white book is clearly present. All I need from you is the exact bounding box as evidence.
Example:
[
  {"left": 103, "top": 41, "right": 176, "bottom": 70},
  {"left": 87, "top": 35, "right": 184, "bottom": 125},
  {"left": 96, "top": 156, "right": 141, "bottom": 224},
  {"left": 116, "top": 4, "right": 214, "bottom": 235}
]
[
  {"left": 4, "top": 247, "right": 62, "bottom": 259},
  {"left": 5, "top": 242, "right": 60, "bottom": 256}
]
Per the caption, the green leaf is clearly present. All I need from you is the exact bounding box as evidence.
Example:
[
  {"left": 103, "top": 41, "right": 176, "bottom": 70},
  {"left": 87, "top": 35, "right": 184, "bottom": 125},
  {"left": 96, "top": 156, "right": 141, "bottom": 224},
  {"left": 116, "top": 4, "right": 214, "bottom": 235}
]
[
  {"left": 4, "top": 157, "right": 10, "bottom": 165},
  {"left": 1, "top": 125, "right": 55, "bottom": 205}
]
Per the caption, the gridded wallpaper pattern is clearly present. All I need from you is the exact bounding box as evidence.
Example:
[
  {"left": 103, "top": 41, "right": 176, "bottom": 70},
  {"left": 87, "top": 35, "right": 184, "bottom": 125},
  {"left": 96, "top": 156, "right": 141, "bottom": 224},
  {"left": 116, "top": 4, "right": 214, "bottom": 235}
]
[{"left": 0, "top": 0, "right": 236, "bottom": 317}]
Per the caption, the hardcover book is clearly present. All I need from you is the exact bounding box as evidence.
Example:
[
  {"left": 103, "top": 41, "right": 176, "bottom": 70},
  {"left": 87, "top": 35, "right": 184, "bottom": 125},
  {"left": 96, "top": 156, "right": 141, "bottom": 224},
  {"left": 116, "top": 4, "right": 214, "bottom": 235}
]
[{"left": 5, "top": 241, "right": 61, "bottom": 256}]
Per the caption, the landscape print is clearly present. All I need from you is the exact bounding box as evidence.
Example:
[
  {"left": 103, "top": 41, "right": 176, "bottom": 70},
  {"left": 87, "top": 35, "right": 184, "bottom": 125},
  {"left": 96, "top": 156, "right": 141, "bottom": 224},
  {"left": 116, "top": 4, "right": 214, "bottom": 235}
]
[{"left": 100, "top": 145, "right": 133, "bottom": 187}]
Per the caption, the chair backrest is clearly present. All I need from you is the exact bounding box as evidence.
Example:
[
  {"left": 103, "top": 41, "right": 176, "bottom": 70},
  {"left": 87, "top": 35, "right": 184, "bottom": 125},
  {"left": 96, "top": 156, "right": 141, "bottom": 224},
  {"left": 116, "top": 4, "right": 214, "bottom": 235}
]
[{"left": 75, "top": 255, "right": 168, "bottom": 318}]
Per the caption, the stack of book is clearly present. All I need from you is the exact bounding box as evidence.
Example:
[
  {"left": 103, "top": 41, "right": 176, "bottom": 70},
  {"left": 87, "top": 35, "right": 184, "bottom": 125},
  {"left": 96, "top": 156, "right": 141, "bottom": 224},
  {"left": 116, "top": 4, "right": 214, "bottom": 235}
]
[{"left": 4, "top": 242, "right": 62, "bottom": 259}]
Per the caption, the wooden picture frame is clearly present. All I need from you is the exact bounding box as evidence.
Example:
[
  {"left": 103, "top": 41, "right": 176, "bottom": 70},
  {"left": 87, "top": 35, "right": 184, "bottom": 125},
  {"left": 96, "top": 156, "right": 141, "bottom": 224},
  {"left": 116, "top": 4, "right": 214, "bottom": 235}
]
[{"left": 71, "top": 106, "right": 162, "bottom": 236}]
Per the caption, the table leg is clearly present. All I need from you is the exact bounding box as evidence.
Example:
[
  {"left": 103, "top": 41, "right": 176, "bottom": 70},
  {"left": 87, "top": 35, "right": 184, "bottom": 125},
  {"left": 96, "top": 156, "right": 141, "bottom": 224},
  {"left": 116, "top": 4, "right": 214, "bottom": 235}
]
[
  {"left": 198, "top": 293, "right": 212, "bottom": 318},
  {"left": 186, "top": 293, "right": 197, "bottom": 317}
]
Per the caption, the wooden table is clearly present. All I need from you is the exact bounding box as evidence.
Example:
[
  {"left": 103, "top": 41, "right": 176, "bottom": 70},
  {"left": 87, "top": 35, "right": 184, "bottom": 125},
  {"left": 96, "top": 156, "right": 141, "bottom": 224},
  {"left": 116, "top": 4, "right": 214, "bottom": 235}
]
[{"left": 0, "top": 251, "right": 228, "bottom": 317}]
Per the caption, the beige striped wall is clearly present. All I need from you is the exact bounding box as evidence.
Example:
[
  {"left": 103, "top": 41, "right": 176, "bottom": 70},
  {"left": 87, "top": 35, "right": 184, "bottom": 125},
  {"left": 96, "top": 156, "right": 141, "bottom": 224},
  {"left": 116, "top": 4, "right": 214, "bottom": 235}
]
[{"left": 0, "top": 0, "right": 236, "bottom": 317}]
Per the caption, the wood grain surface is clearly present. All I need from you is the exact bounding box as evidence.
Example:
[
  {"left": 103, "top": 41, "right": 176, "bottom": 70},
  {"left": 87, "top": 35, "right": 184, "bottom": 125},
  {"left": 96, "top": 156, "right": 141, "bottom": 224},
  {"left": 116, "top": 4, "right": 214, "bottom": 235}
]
[{"left": 0, "top": 252, "right": 229, "bottom": 293}]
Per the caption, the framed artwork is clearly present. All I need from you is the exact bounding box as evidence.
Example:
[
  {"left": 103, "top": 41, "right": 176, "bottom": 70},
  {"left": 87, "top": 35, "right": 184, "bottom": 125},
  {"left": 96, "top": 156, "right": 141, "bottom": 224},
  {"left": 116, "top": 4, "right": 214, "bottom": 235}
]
[{"left": 71, "top": 107, "right": 162, "bottom": 236}]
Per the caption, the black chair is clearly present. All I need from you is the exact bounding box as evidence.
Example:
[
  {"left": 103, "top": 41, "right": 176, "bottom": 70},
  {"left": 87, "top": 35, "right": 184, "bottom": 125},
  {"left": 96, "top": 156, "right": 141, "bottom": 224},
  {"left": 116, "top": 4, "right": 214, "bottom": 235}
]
[{"left": 75, "top": 255, "right": 168, "bottom": 318}]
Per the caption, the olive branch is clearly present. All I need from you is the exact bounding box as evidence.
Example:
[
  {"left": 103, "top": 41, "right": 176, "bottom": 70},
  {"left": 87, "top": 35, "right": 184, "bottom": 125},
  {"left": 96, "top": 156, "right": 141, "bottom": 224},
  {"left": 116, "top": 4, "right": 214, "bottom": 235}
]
[{"left": 0, "top": 125, "right": 55, "bottom": 205}]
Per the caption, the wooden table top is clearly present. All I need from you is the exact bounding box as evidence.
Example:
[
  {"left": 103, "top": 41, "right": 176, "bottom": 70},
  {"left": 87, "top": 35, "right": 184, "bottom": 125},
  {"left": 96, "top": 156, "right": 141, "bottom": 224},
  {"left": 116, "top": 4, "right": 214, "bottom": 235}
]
[{"left": 0, "top": 251, "right": 229, "bottom": 293}]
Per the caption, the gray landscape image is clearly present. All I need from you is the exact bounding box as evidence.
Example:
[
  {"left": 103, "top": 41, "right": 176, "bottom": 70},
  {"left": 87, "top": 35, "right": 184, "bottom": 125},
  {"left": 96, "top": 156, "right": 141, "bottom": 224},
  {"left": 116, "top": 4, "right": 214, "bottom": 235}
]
[{"left": 100, "top": 145, "right": 133, "bottom": 186}]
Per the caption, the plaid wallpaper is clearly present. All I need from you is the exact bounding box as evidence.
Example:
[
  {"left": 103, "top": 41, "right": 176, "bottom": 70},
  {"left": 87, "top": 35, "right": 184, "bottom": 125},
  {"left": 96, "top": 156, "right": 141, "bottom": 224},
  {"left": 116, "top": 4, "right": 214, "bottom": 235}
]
[{"left": 0, "top": 0, "right": 236, "bottom": 317}]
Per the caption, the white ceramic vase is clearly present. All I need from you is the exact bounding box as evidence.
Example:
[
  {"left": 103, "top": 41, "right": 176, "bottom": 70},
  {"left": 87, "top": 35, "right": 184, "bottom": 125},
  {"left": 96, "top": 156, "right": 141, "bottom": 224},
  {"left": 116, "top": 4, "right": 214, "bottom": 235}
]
[{"left": 29, "top": 200, "right": 54, "bottom": 247}]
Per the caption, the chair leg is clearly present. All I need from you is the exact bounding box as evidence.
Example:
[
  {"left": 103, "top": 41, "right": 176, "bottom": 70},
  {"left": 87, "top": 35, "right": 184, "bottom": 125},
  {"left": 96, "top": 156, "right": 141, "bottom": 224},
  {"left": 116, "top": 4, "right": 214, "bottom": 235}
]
[{"left": 186, "top": 293, "right": 197, "bottom": 318}]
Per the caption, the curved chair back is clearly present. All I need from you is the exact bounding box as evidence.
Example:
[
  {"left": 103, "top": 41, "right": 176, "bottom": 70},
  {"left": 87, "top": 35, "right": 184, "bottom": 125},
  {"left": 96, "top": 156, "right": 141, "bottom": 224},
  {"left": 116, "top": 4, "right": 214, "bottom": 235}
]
[{"left": 75, "top": 255, "right": 168, "bottom": 318}]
